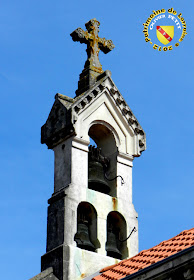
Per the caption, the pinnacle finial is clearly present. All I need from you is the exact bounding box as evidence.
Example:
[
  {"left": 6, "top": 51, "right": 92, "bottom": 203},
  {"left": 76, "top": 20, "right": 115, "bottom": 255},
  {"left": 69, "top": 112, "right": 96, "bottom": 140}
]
[{"left": 71, "top": 18, "right": 115, "bottom": 96}]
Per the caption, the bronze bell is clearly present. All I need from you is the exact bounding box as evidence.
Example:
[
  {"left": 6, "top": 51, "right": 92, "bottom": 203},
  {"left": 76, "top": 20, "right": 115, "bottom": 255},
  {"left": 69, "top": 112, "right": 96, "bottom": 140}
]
[
  {"left": 88, "top": 146, "right": 110, "bottom": 194},
  {"left": 106, "top": 230, "right": 122, "bottom": 259},
  {"left": 74, "top": 219, "right": 95, "bottom": 252}
]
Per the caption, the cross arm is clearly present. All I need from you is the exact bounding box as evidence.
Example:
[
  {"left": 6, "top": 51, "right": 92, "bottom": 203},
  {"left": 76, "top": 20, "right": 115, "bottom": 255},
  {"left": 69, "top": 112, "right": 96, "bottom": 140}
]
[
  {"left": 98, "top": 38, "right": 115, "bottom": 54},
  {"left": 70, "top": 28, "right": 89, "bottom": 44}
]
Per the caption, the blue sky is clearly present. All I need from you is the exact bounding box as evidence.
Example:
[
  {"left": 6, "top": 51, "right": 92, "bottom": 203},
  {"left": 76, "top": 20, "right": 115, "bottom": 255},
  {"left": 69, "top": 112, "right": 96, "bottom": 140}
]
[{"left": 0, "top": 1, "right": 193, "bottom": 279}]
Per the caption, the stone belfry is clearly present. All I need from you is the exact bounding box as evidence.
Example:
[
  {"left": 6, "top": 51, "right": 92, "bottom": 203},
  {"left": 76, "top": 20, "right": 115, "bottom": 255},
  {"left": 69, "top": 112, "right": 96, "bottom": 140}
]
[{"left": 30, "top": 18, "right": 146, "bottom": 280}]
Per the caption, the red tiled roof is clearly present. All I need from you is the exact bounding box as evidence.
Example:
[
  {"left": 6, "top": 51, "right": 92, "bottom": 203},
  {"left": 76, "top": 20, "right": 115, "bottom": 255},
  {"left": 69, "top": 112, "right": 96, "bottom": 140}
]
[{"left": 93, "top": 228, "right": 194, "bottom": 280}]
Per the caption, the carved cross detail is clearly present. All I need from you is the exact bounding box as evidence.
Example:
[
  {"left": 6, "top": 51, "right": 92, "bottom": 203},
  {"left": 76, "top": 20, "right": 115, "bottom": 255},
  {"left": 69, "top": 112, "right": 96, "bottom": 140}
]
[{"left": 71, "top": 18, "right": 115, "bottom": 74}]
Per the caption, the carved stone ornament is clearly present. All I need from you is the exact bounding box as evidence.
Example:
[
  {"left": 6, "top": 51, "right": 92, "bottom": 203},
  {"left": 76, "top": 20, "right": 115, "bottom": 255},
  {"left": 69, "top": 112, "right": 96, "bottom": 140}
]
[{"left": 71, "top": 18, "right": 115, "bottom": 95}]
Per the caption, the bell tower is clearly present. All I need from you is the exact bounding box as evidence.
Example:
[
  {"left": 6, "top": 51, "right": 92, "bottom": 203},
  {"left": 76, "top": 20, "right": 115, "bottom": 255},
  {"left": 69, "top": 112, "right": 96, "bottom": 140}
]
[{"left": 31, "top": 18, "right": 146, "bottom": 280}]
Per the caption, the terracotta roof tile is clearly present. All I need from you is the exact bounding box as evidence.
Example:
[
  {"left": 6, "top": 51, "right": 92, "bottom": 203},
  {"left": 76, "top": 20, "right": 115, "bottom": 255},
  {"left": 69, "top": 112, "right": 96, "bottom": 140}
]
[{"left": 92, "top": 228, "right": 194, "bottom": 280}]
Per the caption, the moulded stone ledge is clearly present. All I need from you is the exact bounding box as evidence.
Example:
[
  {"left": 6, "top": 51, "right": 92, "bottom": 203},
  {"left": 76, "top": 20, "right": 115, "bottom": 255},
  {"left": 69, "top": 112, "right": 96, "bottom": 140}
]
[{"left": 29, "top": 267, "right": 59, "bottom": 280}]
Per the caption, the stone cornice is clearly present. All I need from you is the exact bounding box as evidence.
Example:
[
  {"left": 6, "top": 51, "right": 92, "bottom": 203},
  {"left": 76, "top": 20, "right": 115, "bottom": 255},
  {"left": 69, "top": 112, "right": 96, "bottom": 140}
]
[
  {"left": 72, "top": 137, "right": 90, "bottom": 152},
  {"left": 117, "top": 152, "right": 133, "bottom": 167}
]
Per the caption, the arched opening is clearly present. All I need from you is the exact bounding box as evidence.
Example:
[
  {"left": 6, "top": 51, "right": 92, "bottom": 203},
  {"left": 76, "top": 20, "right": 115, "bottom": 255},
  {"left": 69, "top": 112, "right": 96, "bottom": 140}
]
[
  {"left": 74, "top": 202, "right": 99, "bottom": 252},
  {"left": 106, "top": 211, "right": 128, "bottom": 259},
  {"left": 88, "top": 123, "right": 118, "bottom": 196}
]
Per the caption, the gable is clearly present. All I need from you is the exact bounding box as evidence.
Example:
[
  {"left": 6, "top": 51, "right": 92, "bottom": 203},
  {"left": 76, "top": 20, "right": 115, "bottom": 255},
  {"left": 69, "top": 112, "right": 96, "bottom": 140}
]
[
  {"left": 41, "top": 97, "right": 74, "bottom": 148},
  {"left": 71, "top": 72, "right": 146, "bottom": 156}
]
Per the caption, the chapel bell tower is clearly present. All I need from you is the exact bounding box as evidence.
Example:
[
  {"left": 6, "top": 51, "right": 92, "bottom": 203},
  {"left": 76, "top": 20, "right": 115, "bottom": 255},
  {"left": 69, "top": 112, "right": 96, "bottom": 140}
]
[{"left": 38, "top": 18, "right": 146, "bottom": 280}]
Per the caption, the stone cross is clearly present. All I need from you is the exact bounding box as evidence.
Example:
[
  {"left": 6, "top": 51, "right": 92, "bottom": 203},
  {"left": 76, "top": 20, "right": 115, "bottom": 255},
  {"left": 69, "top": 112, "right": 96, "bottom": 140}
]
[{"left": 71, "top": 18, "right": 115, "bottom": 74}]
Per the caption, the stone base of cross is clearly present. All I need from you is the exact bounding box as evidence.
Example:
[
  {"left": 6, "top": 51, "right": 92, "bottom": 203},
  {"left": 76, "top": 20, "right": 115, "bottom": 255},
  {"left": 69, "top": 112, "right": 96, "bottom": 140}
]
[{"left": 76, "top": 67, "right": 100, "bottom": 96}]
